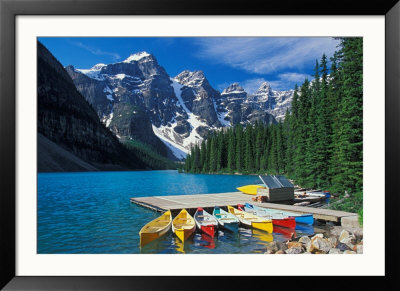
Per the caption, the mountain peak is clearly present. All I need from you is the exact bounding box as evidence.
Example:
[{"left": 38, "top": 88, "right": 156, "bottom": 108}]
[
  {"left": 174, "top": 70, "right": 206, "bottom": 87},
  {"left": 258, "top": 81, "right": 270, "bottom": 90},
  {"left": 175, "top": 70, "right": 204, "bottom": 79},
  {"left": 254, "top": 81, "right": 272, "bottom": 95},
  {"left": 123, "top": 51, "right": 152, "bottom": 63},
  {"left": 90, "top": 63, "right": 107, "bottom": 70},
  {"left": 222, "top": 83, "right": 245, "bottom": 95}
]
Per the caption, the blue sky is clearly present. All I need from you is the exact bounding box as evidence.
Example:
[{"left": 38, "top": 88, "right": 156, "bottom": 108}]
[{"left": 38, "top": 37, "right": 340, "bottom": 92}]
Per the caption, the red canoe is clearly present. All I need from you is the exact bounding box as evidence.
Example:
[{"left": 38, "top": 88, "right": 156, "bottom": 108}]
[
  {"left": 272, "top": 217, "right": 296, "bottom": 229},
  {"left": 194, "top": 207, "right": 218, "bottom": 238},
  {"left": 201, "top": 225, "right": 216, "bottom": 238},
  {"left": 239, "top": 203, "right": 296, "bottom": 229}
]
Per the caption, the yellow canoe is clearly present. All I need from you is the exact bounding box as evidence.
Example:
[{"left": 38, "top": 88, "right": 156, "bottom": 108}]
[
  {"left": 227, "top": 205, "right": 273, "bottom": 233},
  {"left": 172, "top": 209, "right": 196, "bottom": 242},
  {"left": 139, "top": 210, "right": 172, "bottom": 247},
  {"left": 237, "top": 185, "right": 265, "bottom": 195}
]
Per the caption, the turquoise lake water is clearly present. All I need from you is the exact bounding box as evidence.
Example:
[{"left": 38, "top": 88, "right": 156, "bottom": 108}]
[{"left": 37, "top": 170, "right": 314, "bottom": 254}]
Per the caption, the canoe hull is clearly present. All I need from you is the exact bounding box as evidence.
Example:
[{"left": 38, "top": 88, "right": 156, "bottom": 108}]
[
  {"left": 140, "top": 224, "right": 171, "bottom": 247},
  {"left": 237, "top": 185, "right": 264, "bottom": 195},
  {"left": 251, "top": 221, "right": 273, "bottom": 233},
  {"left": 213, "top": 207, "right": 240, "bottom": 233},
  {"left": 228, "top": 205, "right": 273, "bottom": 233},
  {"left": 172, "top": 208, "right": 196, "bottom": 242},
  {"left": 194, "top": 208, "right": 218, "bottom": 238},
  {"left": 272, "top": 217, "right": 296, "bottom": 229},
  {"left": 251, "top": 205, "right": 314, "bottom": 225},
  {"left": 294, "top": 214, "right": 314, "bottom": 225},
  {"left": 222, "top": 221, "right": 239, "bottom": 233},
  {"left": 201, "top": 225, "right": 215, "bottom": 238},
  {"left": 139, "top": 210, "right": 172, "bottom": 247},
  {"left": 174, "top": 227, "right": 195, "bottom": 242},
  {"left": 242, "top": 204, "right": 296, "bottom": 229}
]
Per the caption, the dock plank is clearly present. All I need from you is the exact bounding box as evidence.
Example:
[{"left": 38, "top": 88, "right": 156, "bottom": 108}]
[{"left": 130, "top": 192, "right": 357, "bottom": 223}]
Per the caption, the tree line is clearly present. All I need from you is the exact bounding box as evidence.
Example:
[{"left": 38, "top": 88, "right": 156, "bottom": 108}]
[{"left": 182, "top": 37, "right": 363, "bottom": 196}]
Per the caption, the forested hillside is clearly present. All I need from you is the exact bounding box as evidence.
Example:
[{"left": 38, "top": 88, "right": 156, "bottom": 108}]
[
  {"left": 183, "top": 38, "right": 363, "bottom": 206},
  {"left": 38, "top": 41, "right": 177, "bottom": 172}
]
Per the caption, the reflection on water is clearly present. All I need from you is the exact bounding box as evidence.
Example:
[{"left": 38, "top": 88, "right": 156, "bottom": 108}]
[
  {"left": 38, "top": 170, "right": 323, "bottom": 254},
  {"left": 295, "top": 223, "right": 315, "bottom": 236},
  {"left": 197, "top": 233, "right": 216, "bottom": 249},
  {"left": 173, "top": 237, "right": 186, "bottom": 253},
  {"left": 252, "top": 229, "right": 274, "bottom": 244},
  {"left": 139, "top": 224, "right": 316, "bottom": 254},
  {"left": 273, "top": 226, "right": 296, "bottom": 240}
]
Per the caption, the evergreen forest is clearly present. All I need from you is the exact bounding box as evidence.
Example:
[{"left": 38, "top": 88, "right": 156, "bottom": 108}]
[{"left": 182, "top": 38, "right": 363, "bottom": 217}]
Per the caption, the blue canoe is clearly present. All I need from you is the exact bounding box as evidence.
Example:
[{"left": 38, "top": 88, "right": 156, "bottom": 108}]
[
  {"left": 213, "top": 206, "right": 239, "bottom": 233},
  {"left": 259, "top": 208, "right": 314, "bottom": 225}
]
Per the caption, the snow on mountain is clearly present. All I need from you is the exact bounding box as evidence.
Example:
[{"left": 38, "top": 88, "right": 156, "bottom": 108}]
[
  {"left": 91, "top": 63, "right": 107, "bottom": 70},
  {"left": 171, "top": 79, "right": 191, "bottom": 113},
  {"left": 221, "top": 83, "right": 246, "bottom": 95},
  {"left": 76, "top": 63, "right": 107, "bottom": 80},
  {"left": 152, "top": 125, "right": 187, "bottom": 160},
  {"left": 213, "top": 99, "right": 230, "bottom": 127},
  {"left": 123, "top": 51, "right": 151, "bottom": 63},
  {"left": 248, "top": 81, "right": 294, "bottom": 121},
  {"left": 68, "top": 51, "right": 294, "bottom": 160},
  {"left": 174, "top": 70, "right": 206, "bottom": 88},
  {"left": 151, "top": 79, "right": 208, "bottom": 156}
]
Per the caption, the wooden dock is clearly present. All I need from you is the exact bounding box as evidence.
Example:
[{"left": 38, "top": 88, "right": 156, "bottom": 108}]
[{"left": 130, "top": 192, "right": 357, "bottom": 223}]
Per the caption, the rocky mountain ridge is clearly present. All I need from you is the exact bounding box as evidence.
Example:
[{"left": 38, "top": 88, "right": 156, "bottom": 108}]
[
  {"left": 37, "top": 42, "right": 150, "bottom": 172},
  {"left": 66, "top": 51, "right": 295, "bottom": 159}
]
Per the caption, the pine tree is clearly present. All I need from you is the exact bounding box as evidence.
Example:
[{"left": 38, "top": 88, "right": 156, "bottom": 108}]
[
  {"left": 283, "top": 109, "right": 292, "bottom": 174},
  {"left": 193, "top": 143, "right": 201, "bottom": 173},
  {"left": 227, "top": 128, "right": 236, "bottom": 173},
  {"left": 328, "top": 52, "right": 344, "bottom": 187},
  {"left": 200, "top": 139, "right": 207, "bottom": 173},
  {"left": 244, "top": 124, "right": 254, "bottom": 173},
  {"left": 276, "top": 121, "right": 285, "bottom": 173},
  {"left": 209, "top": 134, "right": 218, "bottom": 172},
  {"left": 304, "top": 60, "right": 320, "bottom": 187},
  {"left": 314, "top": 54, "right": 331, "bottom": 187},
  {"left": 235, "top": 125, "right": 243, "bottom": 172},
  {"left": 254, "top": 121, "right": 264, "bottom": 172},
  {"left": 293, "top": 78, "right": 311, "bottom": 185},
  {"left": 332, "top": 37, "right": 363, "bottom": 193},
  {"left": 285, "top": 85, "right": 299, "bottom": 176},
  {"left": 268, "top": 125, "right": 278, "bottom": 173},
  {"left": 203, "top": 137, "right": 212, "bottom": 173},
  {"left": 181, "top": 37, "right": 363, "bottom": 201}
]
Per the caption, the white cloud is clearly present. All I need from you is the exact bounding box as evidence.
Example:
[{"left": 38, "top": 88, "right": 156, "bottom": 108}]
[
  {"left": 241, "top": 78, "right": 268, "bottom": 94},
  {"left": 73, "top": 41, "right": 121, "bottom": 60},
  {"left": 219, "top": 72, "right": 313, "bottom": 93},
  {"left": 217, "top": 78, "right": 266, "bottom": 94},
  {"left": 278, "top": 72, "right": 311, "bottom": 83},
  {"left": 268, "top": 72, "right": 312, "bottom": 90},
  {"left": 216, "top": 82, "right": 232, "bottom": 92},
  {"left": 195, "top": 37, "right": 339, "bottom": 75}
]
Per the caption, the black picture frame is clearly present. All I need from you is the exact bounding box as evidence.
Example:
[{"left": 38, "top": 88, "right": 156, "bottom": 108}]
[{"left": 1, "top": 0, "right": 399, "bottom": 289}]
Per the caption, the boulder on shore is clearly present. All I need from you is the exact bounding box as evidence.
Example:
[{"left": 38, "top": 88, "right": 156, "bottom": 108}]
[
  {"left": 285, "top": 246, "right": 303, "bottom": 254},
  {"left": 308, "top": 236, "right": 332, "bottom": 254}
]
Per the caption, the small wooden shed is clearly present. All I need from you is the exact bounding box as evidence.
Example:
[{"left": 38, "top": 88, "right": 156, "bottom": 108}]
[{"left": 257, "top": 175, "right": 294, "bottom": 202}]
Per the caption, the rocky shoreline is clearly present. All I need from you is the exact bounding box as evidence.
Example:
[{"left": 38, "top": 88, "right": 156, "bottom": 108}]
[{"left": 265, "top": 226, "right": 363, "bottom": 254}]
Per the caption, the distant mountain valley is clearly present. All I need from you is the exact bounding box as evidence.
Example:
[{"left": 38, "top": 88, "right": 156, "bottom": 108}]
[
  {"left": 38, "top": 41, "right": 295, "bottom": 172},
  {"left": 65, "top": 51, "right": 294, "bottom": 160}
]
